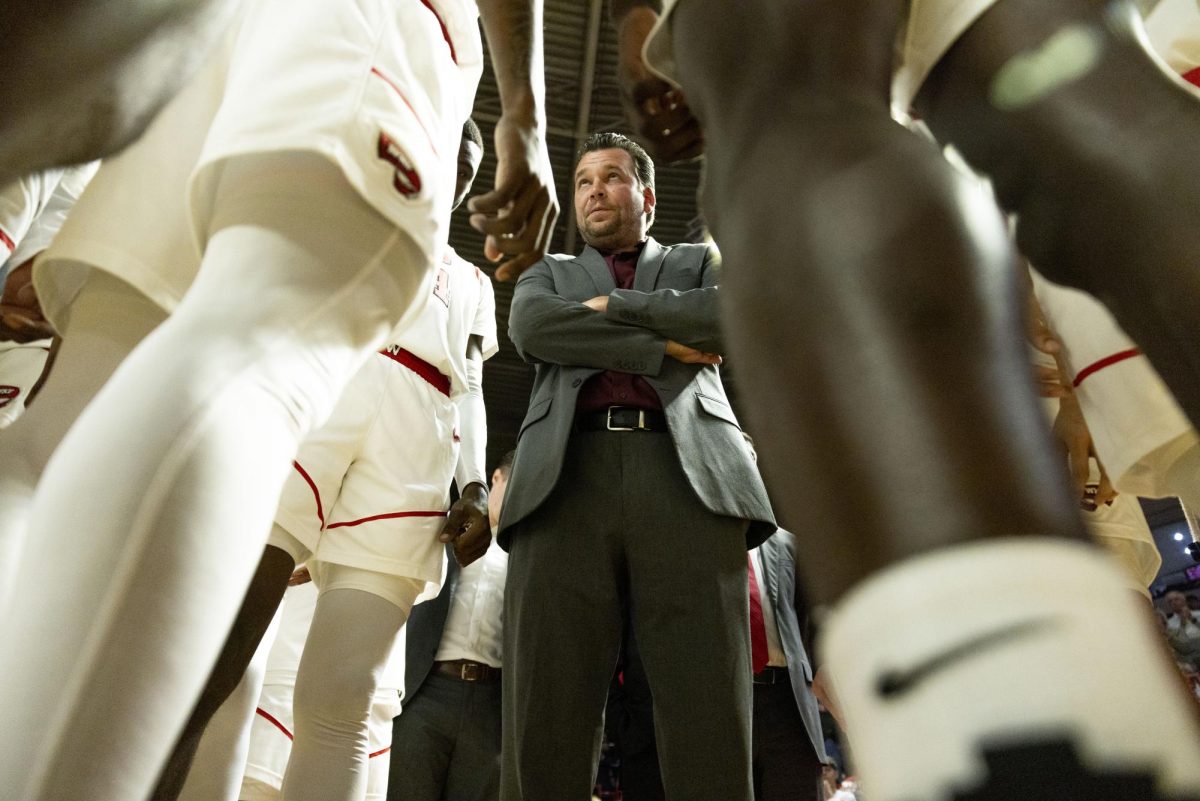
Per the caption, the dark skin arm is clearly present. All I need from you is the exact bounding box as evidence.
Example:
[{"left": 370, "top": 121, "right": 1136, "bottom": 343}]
[
  {"left": 439, "top": 336, "right": 492, "bottom": 567},
  {"left": 1, "top": 258, "right": 56, "bottom": 342},
  {"left": 609, "top": 0, "right": 704, "bottom": 163},
  {"left": 469, "top": 0, "right": 559, "bottom": 281}
]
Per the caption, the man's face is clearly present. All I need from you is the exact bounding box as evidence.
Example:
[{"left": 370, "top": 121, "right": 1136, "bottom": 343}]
[
  {"left": 487, "top": 467, "right": 509, "bottom": 530},
  {"left": 452, "top": 137, "right": 484, "bottom": 211},
  {"left": 1169, "top": 592, "right": 1188, "bottom": 612},
  {"left": 573, "top": 147, "right": 654, "bottom": 251}
]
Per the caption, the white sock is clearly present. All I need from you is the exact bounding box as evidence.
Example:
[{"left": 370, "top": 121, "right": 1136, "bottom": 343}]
[{"left": 820, "top": 538, "right": 1200, "bottom": 801}]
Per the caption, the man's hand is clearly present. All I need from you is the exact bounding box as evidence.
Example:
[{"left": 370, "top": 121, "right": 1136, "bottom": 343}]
[
  {"left": 582, "top": 295, "right": 609, "bottom": 313},
  {"left": 1, "top": 259, "right": 55, "bottom": 342},
  {"left": 439, "top": 482, "right": 491, "bottom": 567},
  {"left": 288, "top": 565, "right": 312, "bottom": 586},
  {"left": 615, "top": 7, "right": 704, "bottom": 164},
  {"left": 468, "top": 115, "right": 558, "bottom": 282},
  {"left": 666, "top": 339, "right": 721, "bottom": 365}
]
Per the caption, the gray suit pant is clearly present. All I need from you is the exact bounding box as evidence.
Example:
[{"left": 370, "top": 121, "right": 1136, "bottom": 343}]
[
  {"left": 388, "top": 673, "right": 502, "bottom": 801},
  {"left": 501, "top": 429, "right": 752, "bottom": 801}
]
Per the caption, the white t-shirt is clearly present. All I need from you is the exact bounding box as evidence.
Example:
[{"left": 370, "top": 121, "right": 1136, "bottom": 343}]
[{"left": 435, "top": 539, "right": 507, "bottom": 668}]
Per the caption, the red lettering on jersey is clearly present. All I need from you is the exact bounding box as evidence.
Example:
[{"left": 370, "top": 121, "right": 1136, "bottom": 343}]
[
  {"left": 0, "top": 386, "right": 18, "bottom": 408},
  {"left": 432, "top": 267, "right": 451, "bottom": 307},
  {"left": 376, "top": 132, "right": 422, "bottom": 198}
]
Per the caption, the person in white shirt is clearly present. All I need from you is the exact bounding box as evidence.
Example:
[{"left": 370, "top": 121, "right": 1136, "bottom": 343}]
[
  {"left": 154, "top": 121, "right": 498, "bottom": 801},
  {"left": 0, "top": 2, "right": 554, "bottom": 799},
  {"left": 388, "top": 450, "right": 513, "bottom": 801}
]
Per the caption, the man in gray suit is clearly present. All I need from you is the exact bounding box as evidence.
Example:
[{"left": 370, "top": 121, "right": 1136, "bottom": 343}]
[{"left": 499, "top": 131, "right": 775, "bottom": 801}]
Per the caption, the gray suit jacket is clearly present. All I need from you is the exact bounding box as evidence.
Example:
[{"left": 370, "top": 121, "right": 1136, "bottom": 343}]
[
  {"left": 498, "top": 237, "right": 775, "bottom": 548},
  {"left": 760, "top": 530, "right": 828, "bottom": 764}
]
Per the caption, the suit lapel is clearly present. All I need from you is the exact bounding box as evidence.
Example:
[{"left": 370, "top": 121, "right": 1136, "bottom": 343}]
[
  {"left": 762, "top": 538, "right": 783, "bottom": 610},
  {"left": 634, "top": 237, "right": 666, "bottom": 292},
  {"left": 574, "top": 246, "right": 616, "bottom": 296}
]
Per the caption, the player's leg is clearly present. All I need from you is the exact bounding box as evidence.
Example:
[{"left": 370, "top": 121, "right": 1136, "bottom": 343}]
[
  {"left": 669, "top": 2, "right": 1200, "bottom": 799},
  {"left": 670, "top": 0, "right": 1083, "bottom": 602},
  {"left": 176, "top": 599, "right": 280, "bottom": 801},
  {"left": 919, "top": 0, "right": 1200, "bottom": 422},
  {"left": 0, "top": 0, "right": 238, "bottom": 185},
  {"left": 281, "top": 567, "right": 423, "bottom": 801},
  {"left": 0, "top": 152, "right": 432, "bottom": 801},
  {"left": 151, "top": 542, "right": 298, "bottom": 801},
  {"left": 0, "top": 269, "right": 165, "bottom": 612}
]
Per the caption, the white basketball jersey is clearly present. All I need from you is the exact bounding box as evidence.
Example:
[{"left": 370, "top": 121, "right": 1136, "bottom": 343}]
[{"left": 389, "top": 247, "right": 498, "bottom": 397}]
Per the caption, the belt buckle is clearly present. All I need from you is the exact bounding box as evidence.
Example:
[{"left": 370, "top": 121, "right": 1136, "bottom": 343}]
[
  {"left": 460, "top": 662, "right": 482, "bottom": 681},
  {"left": 606, "top": 407, "right": 644, "bottom": 432}
]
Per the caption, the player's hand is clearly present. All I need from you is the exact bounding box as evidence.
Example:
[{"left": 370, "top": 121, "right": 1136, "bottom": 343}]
[
  {"left": 615, "top": 9, "right": 704, "bottom": 164},
  {"left": 666, "top": 339, "right": 721, "bottom": 365},
  {"left": 812, "top": 667, "right": 846, "bottom": 732},
  {"left": 1051, "top": 392, "right": 1113, "bottom": 506},
  {"left": 582, "top": 295, "right": 609, "bottom": 313},
  {"left": 288, "top": 565, "right": 312, "bottom": 586},
  {"left": 440, "top": 482, "right": 491, "bottom": 568},
  {"left": 0, "top": 259, "right": 55, "bottom": 342},
  {"left": 468, "top": 115, "right": 558, "bottom": 282},
  {"left": 1033, "top": 363, "right": 1070, "bottom": 398}
]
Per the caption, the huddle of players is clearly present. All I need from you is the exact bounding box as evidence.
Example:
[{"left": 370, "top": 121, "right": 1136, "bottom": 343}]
[{"left": 5, "top": 0, "right": 1200, "bottom": 800}]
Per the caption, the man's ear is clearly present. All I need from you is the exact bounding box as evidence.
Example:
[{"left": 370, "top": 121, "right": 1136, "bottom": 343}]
[{"left": 643, "top": 185, "right": 656, "bottom": 218}]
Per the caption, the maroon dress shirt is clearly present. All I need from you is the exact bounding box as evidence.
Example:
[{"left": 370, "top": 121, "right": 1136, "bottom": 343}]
[{"left": 575, "top": 243, "right": 663, "bottom": 413}]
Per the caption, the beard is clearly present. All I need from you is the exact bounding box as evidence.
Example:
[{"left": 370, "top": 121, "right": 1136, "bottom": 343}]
[{"left": 578, "top": 211, "right": 628, "bottom": 249}]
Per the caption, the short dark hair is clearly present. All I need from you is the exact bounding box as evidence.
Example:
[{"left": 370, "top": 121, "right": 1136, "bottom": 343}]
[
  {"left": 576, "top": 132, "right": 655, "bottom": 225},
  {"left": 463, "top": 118, "right": 483, "bottom": 151},
  {"left": 496, "top": 449, "right": 517, "bottom": 478}
]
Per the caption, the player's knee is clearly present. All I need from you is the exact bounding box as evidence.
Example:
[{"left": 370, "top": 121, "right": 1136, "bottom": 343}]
[{"left": 293, "top": 662, "right": 375, "bottom": 733}]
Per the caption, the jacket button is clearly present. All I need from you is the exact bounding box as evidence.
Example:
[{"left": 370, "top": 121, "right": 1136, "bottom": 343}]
[{"left": 571, "top": 378, "right": 582, "bottom": 388}]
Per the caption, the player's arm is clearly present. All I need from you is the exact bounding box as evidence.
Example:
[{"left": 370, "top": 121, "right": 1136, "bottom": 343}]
[
  {"left": 469, "top": 0, "right": 559, "bottom": 281},
  {"left": 440, "top": 336, "right": 491, "bottom": 567},
  {"left": 590, "top": 246, "right": 722, "bottom": 352},
  {"left": 509, "top": 259, "right": 670, "bottom": 374},
  {"left": 609, "top": 0, "right": 703, "bottom": 163}
]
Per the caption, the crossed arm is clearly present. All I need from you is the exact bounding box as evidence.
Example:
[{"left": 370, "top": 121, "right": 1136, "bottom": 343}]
[{"left": 510, "top": 257, "right": 722, "bottom": 371}]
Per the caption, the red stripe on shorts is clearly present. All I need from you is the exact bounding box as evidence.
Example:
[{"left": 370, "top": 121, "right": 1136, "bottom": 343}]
[
  {"left": 1183, "top": 67, "right": 1200, "bottom": 89},
  {"left": 379, "top": 347, "right": 451, "bottom": 397},
  {"left": 325, "top": 510, "right": 447, "bottom": 530},
  {"left": 418, "top": 0, "right": 458, "bottom": 64},
  {"left": 255, "top": 707, "right": 294, "bottom": 741},
  {"left": 0, "top": 226, "right": 14, "bottom": 255},
  {"left": 1072, "top": 347, "right": 1142, "bottom": 387},
  {"left": 369, "top": 746, "right": 392, "bottom": 759},
  {"left": 292, "top": 460, "right": 325, "bottom": 527},
  {"left": 369, "top": 67, "right": 440, "bottom": 158}
]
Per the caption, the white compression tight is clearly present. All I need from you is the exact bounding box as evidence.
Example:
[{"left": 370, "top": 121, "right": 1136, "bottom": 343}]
[
  {"left": 0, "top": 152, "right": 431, "bottom": 801},
  {"left": 283, "top": 566, "right": 421, "bottom": 801},
  {"left": 0, "top": 270, "right": 166, "bottom": 614}
]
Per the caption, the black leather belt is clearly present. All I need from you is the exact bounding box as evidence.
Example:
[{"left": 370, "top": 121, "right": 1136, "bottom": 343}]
[
  {"left": 752, "top": 666, "right": 790, "bottom": 686},
  {"left": 432, "top": 659, "right": 501, "bottom": 682},
  {"left": 576, "top": 406, "right": 667, "bottom": 432}
]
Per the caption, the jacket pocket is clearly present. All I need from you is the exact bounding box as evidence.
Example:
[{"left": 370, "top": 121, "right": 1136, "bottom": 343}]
[
  {"left": 696, "top": 392, "right": 741, "bottom": 429},
  {"left": 517, "top": 397, "right": 553, "bottom": 441}
]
